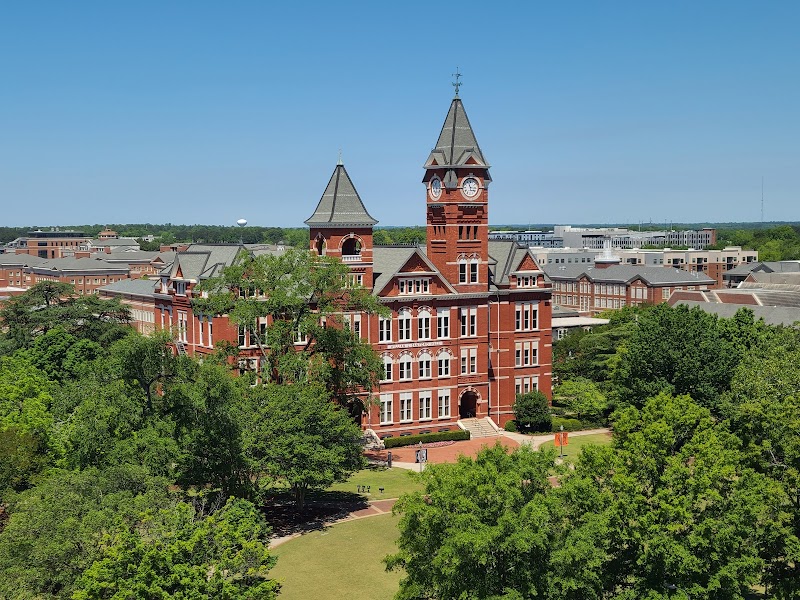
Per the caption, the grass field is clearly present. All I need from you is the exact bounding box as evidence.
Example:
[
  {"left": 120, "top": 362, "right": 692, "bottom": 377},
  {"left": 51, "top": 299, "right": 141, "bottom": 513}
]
[
  {"left": 539, "top": 432, "right": 613, "bottom": 463},
  {"left": 270, "top": 513, "right": 402, "bottom": 600},
  {"left": 327, "top": 467, "right": 423, "bottom": 499}
]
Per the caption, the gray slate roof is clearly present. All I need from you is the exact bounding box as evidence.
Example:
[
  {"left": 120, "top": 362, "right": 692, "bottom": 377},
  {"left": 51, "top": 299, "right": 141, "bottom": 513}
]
[
  {"left": 372, "top": 246, "right": 425, "bottom": 295},
  {"left": 305, "top": 163, "right": 378, "bottom": 227},
  {"left": 543, "top": 263, "right": 715, "bottom": 286},
  {"left": 726, "top": 261, "right": 800, "bottom": 277},
  {"left": 425, "top": 98, "right": 488, "bottom": 168},
  {"left": 98, "top": 278, "right": 159, "bottom": 297},
  {"left": 488, "top": 241, "right": 540, "bottom": 286},
  {"left": 674, "top": 300, "right": 800, "bottom": 327},
  {"left": 0, "top": 254, "right": 46, "bottom": 267},
  {"left": 30, "top": 257, "right": 129, "bottom": 273},
  {"left": 168, "top": 244, "right": 245, "bottom": 281},
  {"left": 88, "top": 238, "right": 140, "bottom": 247}
]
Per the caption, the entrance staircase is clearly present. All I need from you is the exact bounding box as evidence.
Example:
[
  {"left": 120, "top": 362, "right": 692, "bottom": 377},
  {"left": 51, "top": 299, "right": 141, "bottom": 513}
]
[{"left": 458, "top": 417, "right": 500, "bottom": 439}]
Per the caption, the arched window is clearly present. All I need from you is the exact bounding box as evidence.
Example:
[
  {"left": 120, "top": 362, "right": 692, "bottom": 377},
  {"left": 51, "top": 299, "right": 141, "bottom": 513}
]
[
  {"left": 436, "top": 349, "right": 452, "bottom": 377},
  {"left": 469, "top": 255, "right": 480, "bottom": 283},
  {"left": 417, "top": 307, "right": 431, "bottom": 340},
  {"left": 398, "top": 308, "right": 412, "bottom": 341},
  {"left": 342, "top": 236, "right": 362, "bottom": 257},
  {"left": 398, "top": 352, "right": 413, "bottom": 381},
  {"left": 417, "top": 351, "right": 432, "bottom": 379},
  {"left": 381, "top": 354, "right": 393, "bottom": 382},
  {"left": 458, "top": 255, "right": 468, "bottom": 284},
  {"left": 315, "top": 236, "right": 326, "bottom": 256}
]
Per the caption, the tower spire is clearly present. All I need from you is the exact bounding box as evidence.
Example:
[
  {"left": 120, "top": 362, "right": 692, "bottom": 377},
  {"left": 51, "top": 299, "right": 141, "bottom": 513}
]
[{"left": 452, "top": 67, "right": 462, "bottom": 97}]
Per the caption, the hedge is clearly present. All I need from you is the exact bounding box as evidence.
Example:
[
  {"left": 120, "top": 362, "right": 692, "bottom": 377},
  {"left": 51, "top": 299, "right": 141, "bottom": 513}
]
[
  {"left": 504, "top": 420, "right": 518, "bottom": 432},
  {"left": 383, "top": 430, "right": 470, "bottom": 449},
  {"left": 550, "top": 417, "right": 584, "bottom": 432}
]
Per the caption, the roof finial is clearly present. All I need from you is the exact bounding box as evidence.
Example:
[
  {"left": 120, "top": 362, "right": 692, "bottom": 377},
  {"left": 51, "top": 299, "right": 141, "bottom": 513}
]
[
  {"left": 452, "top": 67, "right": 462, "bottom": 97},
  {"left": 337, "top": 148, "right": 343, "bottom": 165}
]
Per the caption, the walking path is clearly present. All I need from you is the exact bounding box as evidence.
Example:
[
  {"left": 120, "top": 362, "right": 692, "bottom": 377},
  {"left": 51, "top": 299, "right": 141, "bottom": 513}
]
[{"left": 272, "top": 427, "right": 613, "bottom": 546}]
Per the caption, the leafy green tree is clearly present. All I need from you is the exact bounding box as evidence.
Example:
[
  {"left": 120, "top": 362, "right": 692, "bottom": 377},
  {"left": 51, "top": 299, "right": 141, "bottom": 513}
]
[
  {"left": 513, "top": 390, "right": 551, "bottom": 433},
  {"left": 724, "top": 326, "right": 800, "bottom": 596},
  {"left": 0, "top": 466, "right": 171, "bottom": 599},
  {"left": 0, "top": 282, "right": 130, "bottom": 353},
  {"left": 563, "top": 393, "right": 784, "bottom": 599},
  {"left": 242, "top": 382, "right": 364, "bottom": 510},
  {"left": 25, "top": 328, "right": 102, "bottom": 383},
  {"left": 194, "top": 247, "right": 385, "bottom": 415},
  {"left": 612, "top": 304, "right": 743, "bottom": 410},
  {"left": 386, "top": 443, "right": 556, "bottom": 600},
  {"left": 553, "top": 377, "right": 608, "bottom": 422},
  {"left": 72, "top": 498, "right": 279, "bottom": 600},
  {"left": 0, "top": 427, "right": 48, "bottom": 494}
]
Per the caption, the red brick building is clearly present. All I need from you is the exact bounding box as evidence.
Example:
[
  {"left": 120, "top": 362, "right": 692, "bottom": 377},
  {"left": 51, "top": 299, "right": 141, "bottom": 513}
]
[{"left": 149, "top": 94, "right": 553, "bottom": 435}]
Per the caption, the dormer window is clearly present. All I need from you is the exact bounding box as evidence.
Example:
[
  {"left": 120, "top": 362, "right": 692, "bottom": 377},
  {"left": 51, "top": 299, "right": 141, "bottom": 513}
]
[
  {"left": 398, "top": 277, "right": 431, "bottom": 295},
  {"left": 175, "top": 281, "right": 187, "bottom": 296}
]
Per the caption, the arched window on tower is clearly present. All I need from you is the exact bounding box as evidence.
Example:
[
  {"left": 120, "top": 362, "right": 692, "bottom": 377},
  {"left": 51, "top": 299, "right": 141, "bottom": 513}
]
[
  {"left": 342, "top": 237, "right": 362, "bottom": 259},
  {"left": 458, "top": 255, "right": 468, "bottom": 284},
  {"left": 469, "top": 255, "right": 480, "bottom": 283},
  {"left": 315, "top": 236, "right": 326, "bottom": 256}
]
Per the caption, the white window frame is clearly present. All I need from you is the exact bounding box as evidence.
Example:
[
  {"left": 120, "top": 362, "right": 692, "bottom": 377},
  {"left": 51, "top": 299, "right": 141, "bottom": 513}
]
[
  {"left": 379, "top": 316, "right": 392, "bottom": 343},
  {"left": 400, "top": 392, "right": 413, "bottom": 423},
  {"left": 437, "top": 351, "right": 451, "bottom": 377},
  {"left": 418, "top": 352, "right": 432, "bottom": 379},
  {"left": 399, "top": 353, "right": 412, "bottom": 381},
  {"left": 438, "top": 390, "right": 451, "bottom": 418},
  {"left": 381, "top": 355, "right": 393, "bottom": 382},
  {"left": 380, "top": 394, "right": 393, "bottom": 425},
  {"left": 398, "top": 309, "right": 412, "bottom": 341},
  {"left": 419, "top": 391, "right": 432, "bottom": 421},
  {"left": 417, "top": 308, "right": 431, "bottom": 340},
  {"left": 437, "top": 308, "right": 450, "bottom": 338}
]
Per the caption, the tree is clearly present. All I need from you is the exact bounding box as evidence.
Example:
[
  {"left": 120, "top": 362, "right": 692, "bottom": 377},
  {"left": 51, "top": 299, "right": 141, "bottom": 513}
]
[
  {"left": 724, "top": 326, "right": 800, "bottom": 596},
  {"left": 194, "top": 246, "right": 385, "bottom": 415},
  {"left": 386, "top": 443, "right": 557, "bottom": 600},
  {"left": 560, "top": 393, "right": 784, "bottom": 599},
  {"left": 513, "top": 390, "right": 551, "bottom": 433},
  {"left": 612, "top": 304, "right": 744, "bottom": 410},
  {"left": 242, "top": 382, "right": 364, "bottom": 510},
  {"left": 553, "top": 377, "right": 608, "bottom": 422},
  {"left": 0, "top": 282, "right": 130, "bottom": 353},
  {"left": 0, "top": 466, "right": 171, "bottom": 599},
  {"left": 72, "top": 498, "right": 279, "bottom": 600}
]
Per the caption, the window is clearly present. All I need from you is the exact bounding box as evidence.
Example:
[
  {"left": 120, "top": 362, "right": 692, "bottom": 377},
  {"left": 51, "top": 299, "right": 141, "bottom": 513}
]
[
  {"left": 418, "top": 352, "right": 432, "bottom": 379},
  {"left": 238, "top": 326, "right": 247, "bottom": 348},
  {"left": 461, "top": 347, "right": 477, "bottom": 374},
  {"left": 437, "top": 350, "right": 451, "bottom": 377},
  {"left": 198, "top": 318, "right": 204, "bottom": 346},
  {"left": 399, "top": 278, "right": 431, "bottom": 295},
  {"left": 515, "top": 376, "right": 538, "bottom": 395},
  {"left": 177, "top": 311, "right": 188, "bottom": 342},
  {"left": 460, "top": 307, "right": 477, "bottom": 337},
  {"left": 437, "top": 308, "right": 450, "bottom": 338},
  {"left": 380, "top": 394, "right": 393, "bottom": 424},
  {"left": 400, "top": 393, "right": 413, "bottom": 422},
  {"left": 662, "top": 287, "right": 671, "bottom": 299},
  {"left": 419, "top": 392, "right": 432, "bottom": 420},
  {"left": 515, "top": 341, "right": 539, "bottom": 367},
  {"left": 417, "top": 308, "right": 431, "bottom": 340},
  {"left": 175, "top": 281, "right": 186, "bottom": 295},
  {"left": 458, "top": 258, "right": 467, "bottom": 283},
  {"left": 381, "top": 355, "right": 393, "bottom": 382},
  {"left": 469, "top": 258, "right": 479, "bottom": 283},
  {"left": 344, "top": 313, "right": 361, "bottom": 338},
  {"left": 379, "top": 316, "right": 392, "bottom": 343},
  {"left": 438, "top": 390, "right": 451, "bottom": 418},
  {"left": 207, "top": 318, "right": 213, "bottom": 346},
  {"left": 514, "top": 302, "right": 538, "bottom": 331},
  {"left": 398, "top": 309, "right": 411, "bottom": 341},
  {"left": 399, "top": 353, "right": 412, "bottom": 380},
  {"left": 347, "top": 273, "right": 363, "bottom": 287}
]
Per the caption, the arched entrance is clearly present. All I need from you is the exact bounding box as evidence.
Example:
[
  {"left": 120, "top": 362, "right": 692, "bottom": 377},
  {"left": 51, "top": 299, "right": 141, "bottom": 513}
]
[{"left": 459, "top": 390, "right": 478, "bottom": 419}]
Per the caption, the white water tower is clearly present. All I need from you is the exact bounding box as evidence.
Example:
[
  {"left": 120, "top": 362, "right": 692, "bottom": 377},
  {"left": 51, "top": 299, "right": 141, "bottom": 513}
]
[{"left": 237, "top": 218, "right": 247, "bottom": 244}]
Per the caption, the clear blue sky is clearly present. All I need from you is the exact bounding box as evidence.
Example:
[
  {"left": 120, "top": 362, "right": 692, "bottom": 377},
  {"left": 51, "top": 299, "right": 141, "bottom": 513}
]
[{"left": 2, "top": 1, "right": 798, "bottom": 229}]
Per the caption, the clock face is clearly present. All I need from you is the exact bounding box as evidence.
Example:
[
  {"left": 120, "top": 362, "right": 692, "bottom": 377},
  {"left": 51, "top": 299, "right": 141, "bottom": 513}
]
[
  {"left": 462, "top": 177, "right": 479, "bottom": 198},
  {"left": 429, "top": 177, "right": 442, "bottom": 199}
]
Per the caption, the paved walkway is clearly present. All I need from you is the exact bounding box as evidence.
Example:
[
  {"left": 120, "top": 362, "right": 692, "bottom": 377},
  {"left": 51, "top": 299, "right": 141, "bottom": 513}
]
[{"left": 500, "top": 427, "right": 612, "bottom": 449}]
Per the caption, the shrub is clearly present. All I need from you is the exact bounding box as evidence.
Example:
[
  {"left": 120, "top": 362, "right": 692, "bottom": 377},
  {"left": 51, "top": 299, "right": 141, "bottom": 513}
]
[
  {"left": 513, "top": 391, "right": 552, "bottom": 433},
  {"left": 550, "top": 417, "right": 584, "bottom": 432},
  {"left": 383, "top": 430, "right": 470, "bottom": 449},
  {"left": 503, "top": 420, "right": 518, "bottom": 432}
]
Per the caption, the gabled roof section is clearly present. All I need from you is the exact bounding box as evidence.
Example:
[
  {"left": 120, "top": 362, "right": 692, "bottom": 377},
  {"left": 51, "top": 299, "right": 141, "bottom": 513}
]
[
  {"left": 488, "top": 241, "right": 542, "bottom": 286},
  {"left": 305, "top": 163, "right": 378, "bottom": 228},
  {"left": 372, "top": 245, "right": 457, "bottom": 296},
  {"left": 542, "top": 263, "right": 716, "bottom": 286},
  {"left": 168, "top": 244, "right": 245, "bottom": 282},
  {"left": 425, "top": 97, "right": 488, "bottom": 168}
]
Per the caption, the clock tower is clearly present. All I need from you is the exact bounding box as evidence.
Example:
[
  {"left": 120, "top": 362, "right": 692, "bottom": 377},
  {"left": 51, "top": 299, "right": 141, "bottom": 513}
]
[{"left": 424, "top": 92, "right": 490, "bottom": 292}]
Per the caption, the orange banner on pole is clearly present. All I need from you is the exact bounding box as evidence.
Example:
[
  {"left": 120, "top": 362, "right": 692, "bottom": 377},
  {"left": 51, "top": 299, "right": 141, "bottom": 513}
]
[{"left": 554, "top": 432, "right": 569, "bottom": 447}]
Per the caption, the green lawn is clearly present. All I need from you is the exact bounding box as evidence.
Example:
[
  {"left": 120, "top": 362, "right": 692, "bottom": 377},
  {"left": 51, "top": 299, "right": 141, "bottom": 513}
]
[
  {"left": 327, "top": 467, "right": 423, "bottom": 499},
  {"left": 539, "top": 432, "right": 613, "bottom": 463},
  {"left": 271, "top": 513, "right": 402, "bottom": 600}
]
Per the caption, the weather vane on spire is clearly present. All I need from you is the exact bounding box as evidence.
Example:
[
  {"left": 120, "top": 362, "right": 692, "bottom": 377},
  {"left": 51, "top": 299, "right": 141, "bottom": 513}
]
[
  {"left": 452, "top": 67, "right": 462, "bottom": 97},
  {"left": 337, "top": 148, "right": 343, "bottom": 165}
]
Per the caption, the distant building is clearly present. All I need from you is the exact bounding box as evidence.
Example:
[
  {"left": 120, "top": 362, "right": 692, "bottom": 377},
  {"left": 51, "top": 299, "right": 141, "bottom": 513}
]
[
  {"left": 98, "top": 278, "right": 160, "bottom": 333},
  {"left": 722, "top": 260, "right": 800, "bottom": 288},
  {"left": 544, "top": 253, "right": 714, "bottom": 316},
  {"left": 490, "top": 226, "right": 718, "bottom": 250},
  {"left": 15, "top": 229, "right": 91, "bottom": 259},
  {"left": 27, "top": 257, "right": 129, "bottom": 294},
  {"left": 531, "top": 246, "right": 757, "bottom": 288}
]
